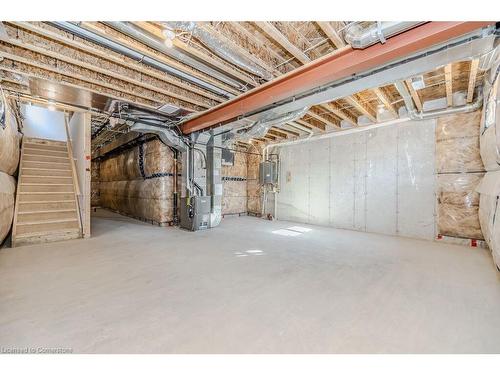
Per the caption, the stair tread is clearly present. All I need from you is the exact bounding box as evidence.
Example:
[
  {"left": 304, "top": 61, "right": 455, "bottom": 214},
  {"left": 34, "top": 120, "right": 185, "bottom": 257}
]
[
  {"left": 18, "top": 209, "right": 76, "bottom": 214},
  {"left": 19, "top": 192, "right": 75, "bottom": 194},
  {"left": 23, "top": 168, "right": 70, "bottom": 173},
  {"left": 23, "top": 160, "right": 70, "bottom": 164},
  {"left": 15, "top": 228, "right": 80, "bottom": 239},
  {"left": 19, "top": 200, "right": 76, "bottom": 203},
  {"left": 17, "top": 218, "right": 79, "bottom": 226},
  {"left": 20, "top": 183, "right": 73, "bottom": 186},
  {"left": 22, "top": 176, "right": 72, "bottom": 179}
]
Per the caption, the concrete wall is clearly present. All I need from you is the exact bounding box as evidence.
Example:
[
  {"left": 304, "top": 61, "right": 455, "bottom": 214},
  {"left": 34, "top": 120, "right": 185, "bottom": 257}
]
[{"left": 271, "top": 120, "right": 437, "bottom": 240}]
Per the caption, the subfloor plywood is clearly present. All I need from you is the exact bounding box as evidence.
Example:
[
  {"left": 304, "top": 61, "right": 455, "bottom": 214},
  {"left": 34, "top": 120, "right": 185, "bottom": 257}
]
[{"left": 1, "top": 210, "right": 500, "bottom": 353}]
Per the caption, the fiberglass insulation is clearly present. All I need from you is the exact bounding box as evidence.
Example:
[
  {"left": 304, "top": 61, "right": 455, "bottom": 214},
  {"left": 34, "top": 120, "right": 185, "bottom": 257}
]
[{"left": 99, "top": 138, "right": 177, "bottom": 224}]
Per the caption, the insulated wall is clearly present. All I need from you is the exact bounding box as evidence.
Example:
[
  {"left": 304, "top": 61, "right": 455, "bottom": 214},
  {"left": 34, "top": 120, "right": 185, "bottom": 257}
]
[
  {"left": 436, "top": 110, "right": 484, "bottom": 240},
  {"left": 99, "top": 138, "right": 177, "bottom": 225},
  {"left": 275, "top": 120, "right": 436, "bottom": 240},
  {"left": 478, "top": 64, "right": 500, "bottom": 268},
  {"left": 247, "top": 144, "right": 262, "bottom": 216},
  {"left": 0, "top": 98, "right": 21, "bottom": 244},
  {"left": 221, "top": 145, "right": 248, "bottom": 215}
]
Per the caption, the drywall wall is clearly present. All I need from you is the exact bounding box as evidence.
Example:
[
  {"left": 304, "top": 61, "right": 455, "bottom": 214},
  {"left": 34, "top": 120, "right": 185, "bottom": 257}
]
[
  {"left": 69, "top": 112, "right": 91, "bottom": 237},
  {"left": 21, "top": 105, "right": 66, "bottom": 141},
  {"left": 273, "top": 119, "right": 436, "bottom": 240}
]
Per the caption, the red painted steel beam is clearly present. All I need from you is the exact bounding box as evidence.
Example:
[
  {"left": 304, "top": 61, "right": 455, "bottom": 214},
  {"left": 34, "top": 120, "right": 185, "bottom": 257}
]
[{"left": 181, "top": 22, "right": 494, "bottom": 134}]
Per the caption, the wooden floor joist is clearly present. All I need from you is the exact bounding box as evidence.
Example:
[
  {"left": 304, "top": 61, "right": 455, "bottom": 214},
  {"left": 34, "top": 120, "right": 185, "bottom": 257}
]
[
  {"left": 467, "top": 59, "right": 479, "bottom": 103},
  {"left": 444, "top": 63, "right": 453, "bottom": 107}
]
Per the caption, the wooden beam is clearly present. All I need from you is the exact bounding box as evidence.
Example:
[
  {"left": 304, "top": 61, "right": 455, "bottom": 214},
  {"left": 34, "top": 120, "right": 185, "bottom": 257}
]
[
  {"left": 467, "top": 58, "right": 479, "bottom": 103},
  {"left": 404, "top": 80, "right": 423, "bottom": 112},
  {"left": 320, "top": 102, "right": 357, "bottom": 126},
  {"left": 267, "top": 129, "right": 288, "bottom": 139},
  {"left": 306, "top": 109, "right": 335, "bottom": 130},
  {"left": 276, "top": 126, "right": 300, "bottom": 137},
  {"left": 444, "top": 63, "right": 453, "bottom": 107},
  {"left": 372, "top": 87, "right": 398, "bottom": 117},
  {"left": 255, "top": 22, "right": 310, "bottom": 64},
  {"left": 296, "top": 119, "right": 324, "bottom": 132},
  {"left": 316, "top": 22, "right": 345, "bottom": 49},
  {"left": 344, "top": 95, "right": 377, "bottom": 122}
]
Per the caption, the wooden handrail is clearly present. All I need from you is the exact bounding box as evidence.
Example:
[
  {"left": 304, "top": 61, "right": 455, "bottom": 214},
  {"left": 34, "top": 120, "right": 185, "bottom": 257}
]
[{"left": 64, "top": 114, "right": 83, "bottom": 233}]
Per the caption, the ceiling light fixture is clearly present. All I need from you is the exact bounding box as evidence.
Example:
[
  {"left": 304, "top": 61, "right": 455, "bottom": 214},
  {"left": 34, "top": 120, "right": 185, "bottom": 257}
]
[{"left": 47, "top": 100, "right": 56, "bottom": 111}]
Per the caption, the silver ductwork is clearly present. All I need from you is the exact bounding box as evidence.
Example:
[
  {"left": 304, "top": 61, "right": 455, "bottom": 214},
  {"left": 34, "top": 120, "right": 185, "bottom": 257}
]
[
  {"left": 394, "top": 80, "right": 484, "bottom": 120},
  {"left": 104, "top": 22, "right": 246, "bottom": 92},
  {"left": 236, "top": 107, "right": 309, "bottom": 142},
  {"left": 130, "top": 123, "right": 188, "bottom": 151},
  {"left": 49, "top": 22, "right": 233, "bottom": 98},
  {"left": 164, "top": 22, "right": 273, "bottom": 81},
  {"left": 344, "top": 22, "right": 425, "bottom": 49}
]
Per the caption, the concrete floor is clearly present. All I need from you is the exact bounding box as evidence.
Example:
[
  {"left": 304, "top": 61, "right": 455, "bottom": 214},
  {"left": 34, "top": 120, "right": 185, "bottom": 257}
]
[{"left": 1, "top": 209, "right": 500, "bottom": 353}]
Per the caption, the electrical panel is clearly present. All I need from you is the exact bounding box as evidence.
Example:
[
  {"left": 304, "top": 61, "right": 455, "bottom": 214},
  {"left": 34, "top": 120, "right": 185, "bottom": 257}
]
[{"left": 259, "top": 161, "right": 278, "bottom": 185}]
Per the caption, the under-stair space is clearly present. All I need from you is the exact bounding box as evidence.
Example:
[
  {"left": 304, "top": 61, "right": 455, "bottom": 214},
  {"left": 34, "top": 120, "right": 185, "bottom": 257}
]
[{"left": 12, "top": 137, "right": 82, "bottom": 247}]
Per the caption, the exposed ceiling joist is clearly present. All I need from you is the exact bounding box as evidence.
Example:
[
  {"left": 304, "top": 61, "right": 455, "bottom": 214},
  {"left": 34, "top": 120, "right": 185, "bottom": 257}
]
[
  {"left": 467, "top": 58, "right": 479, "bottom": 103},
  {"left": 316, "top": 22, "right": 346, "bottom": 49},
  {"left": 306, "top": 109, "right": 334, "bottom": 130},
  {"left": 372, "top": 87, "right": 398, "bottom": 117},
  {"left": 320, "top": 102, "right": 357, "bottom": 127},
  {"left": 255, "top": 22, "right": 310, "bottom": 64},
  {"left": 444, "top": 63, "right": 453, "bottom": 106},
  {"left": 134, "top": 21, "right": 257, "bottom": 86},
  {"left": 267, "top": 129, "right": 288, "bottom": 138},
  {"left": 404, "top": 79, "right": 423, "bottom": 112},
  {"left": 344, "top": 95, "right": 378, "bottom": 122}
]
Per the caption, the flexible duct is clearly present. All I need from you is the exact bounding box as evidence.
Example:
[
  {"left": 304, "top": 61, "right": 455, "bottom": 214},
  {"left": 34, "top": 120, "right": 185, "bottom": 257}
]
[
  {"left": 344, "top": 22, "right": 426, "bottom": 49},
  {"left": 236, "top": 107, "right": 309, "bottom": 142},
  {"left": 104, "top": 22, "right": 246, "bottom": 92},
  {"left": 49, "top": 22, "right": 232, "bottom": 98},
  {"left": 394, "top": 80, "right": 484, "bottom": 120},
  {"left": 164, "top": 22, "right": 273, "bottom": 81}
]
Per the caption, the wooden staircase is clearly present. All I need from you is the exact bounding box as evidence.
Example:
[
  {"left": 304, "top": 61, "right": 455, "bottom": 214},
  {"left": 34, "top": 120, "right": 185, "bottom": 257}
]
[{"left": 12, "top": 137, "right": 82, "bottom": 247}]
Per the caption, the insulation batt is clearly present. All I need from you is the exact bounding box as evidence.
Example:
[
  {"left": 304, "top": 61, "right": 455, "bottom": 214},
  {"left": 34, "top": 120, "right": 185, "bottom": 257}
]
[
  {"left": 222, "top": 145, "right": 248, "bottom": 215},
  {"left": 98, "top": 139, "right": 176, "bottom": 224},
  {"left": 436, "top": 110, "right": 485, "bottom": 240},
  {"left": 0, "top": 172, "right": 16, "bottom": 244},
  {"left": 476, "top": 164, "right": 500, "bottom": 269},
  {"left": 0, "top": 102, "right": 21, "bottom": 175},
  {"left": 479, "top": 68, "right": 500, "bottom": 171},
  {"left": 246, "top": 144, "right": 262, "bottom": 215},
  {"left": 91, "top": 160, "right": 100, "bottom": 207}
]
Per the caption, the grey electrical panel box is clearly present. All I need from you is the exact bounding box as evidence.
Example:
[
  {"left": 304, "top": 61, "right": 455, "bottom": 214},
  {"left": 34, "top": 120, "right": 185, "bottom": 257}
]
[
  {"left": 180, "top": 196, "right": 211, "bottom": 231},
  {"left": 259, "top": 161, "right": 278, "bottom": 185}
]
